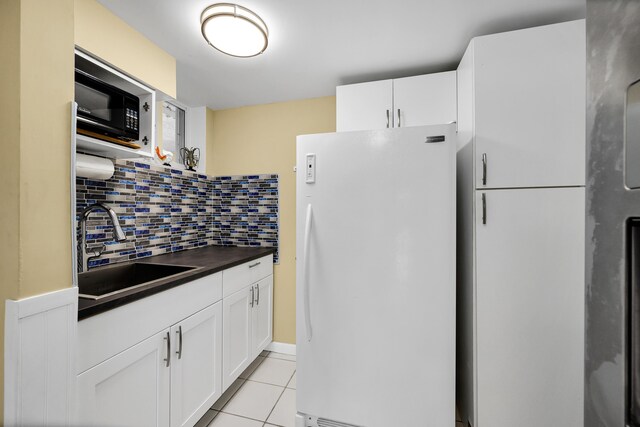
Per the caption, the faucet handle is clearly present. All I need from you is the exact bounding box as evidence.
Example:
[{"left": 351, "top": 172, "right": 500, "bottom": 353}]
[
  {"left": 87, "top": 244, "right": 106, "bottom": 258},
  {"left": 97, "top": 244, "right": 107, "bottom": 256}
]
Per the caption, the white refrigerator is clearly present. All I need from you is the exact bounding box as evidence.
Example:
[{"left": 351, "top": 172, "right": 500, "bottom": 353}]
[{"left": 295, "top": 124, "right": 456, "bottom": 427}]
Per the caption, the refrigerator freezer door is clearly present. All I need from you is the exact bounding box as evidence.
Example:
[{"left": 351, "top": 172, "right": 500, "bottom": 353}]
[{"left": 296, "top": 125, "right": 456, "bottom": 427}]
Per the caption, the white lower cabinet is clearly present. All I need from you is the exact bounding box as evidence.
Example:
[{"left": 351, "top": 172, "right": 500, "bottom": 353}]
[
  {"left": 170, "top": 303, "right": 223, "bottom": 427},
  {"left": 78, "top": 302, "right": 223, "bottom": 427},
  {"left": 77, "top": 329, "right": 171, "bottom": 427},
  {"left": 223, "top": 275, "right": 274, "bottom": 390},
  {"left": 251, "top": 276, "right": 273, "bottom": 357},
  {"left": 77, "top": 257, "right": 273, "bottom": 427},
  {"left": 222, "top": 284, "right": 253, "bottom": 390}
]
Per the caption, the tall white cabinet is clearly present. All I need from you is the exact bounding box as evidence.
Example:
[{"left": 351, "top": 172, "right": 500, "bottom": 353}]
[
  {"left": 336, "top": 71, "right": 456, "bottom": 131},
  {"left": 456, "top": 20, "right": 585, "bottom": 427}
]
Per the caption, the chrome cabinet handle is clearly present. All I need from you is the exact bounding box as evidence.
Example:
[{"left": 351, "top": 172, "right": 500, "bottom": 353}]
[
  {"left": 176, "top": 326, "right": 183, "bottom": 359},
  {"left": 386, "top": 109, "right": 390, "bottom": 128},
  {"left": 164, "top": 331, "right": 171, "bottom": 367},
  {"left": 482, "top": 193, "right": 487, "bottom": 225},
  {"left": 256, "top": 285, "right": 260, "bottom": 306},
  {"left": 249, "top": 261, "right": 261, "bottom": 268},
  {"left": 482, "top": 153, "right": 487, "bottom": 186},
  {"left": 250, "top": 286, "right": 255, "bottom": 307},
  {"left": 397, "top": 109, "right": 401, "bottom": 127}
]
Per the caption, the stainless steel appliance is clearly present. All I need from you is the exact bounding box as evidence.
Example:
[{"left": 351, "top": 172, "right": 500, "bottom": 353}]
[{"left": 585, "top": 1, "right": 640, "bottom": 426}]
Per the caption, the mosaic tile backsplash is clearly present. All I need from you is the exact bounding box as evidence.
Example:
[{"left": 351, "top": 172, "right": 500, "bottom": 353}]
[{"left": 76, "top": 160, "right": 278, "bottom": 270}]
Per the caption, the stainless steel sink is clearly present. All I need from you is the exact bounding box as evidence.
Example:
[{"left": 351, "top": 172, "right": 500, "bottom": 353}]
[{"left": 78, "top": 262, "right": 199, "bottom": 300}]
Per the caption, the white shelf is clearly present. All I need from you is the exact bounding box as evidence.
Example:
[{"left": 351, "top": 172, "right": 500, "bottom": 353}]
[{"left": 76, "top": 134, "right": 153, "bottom": 159}]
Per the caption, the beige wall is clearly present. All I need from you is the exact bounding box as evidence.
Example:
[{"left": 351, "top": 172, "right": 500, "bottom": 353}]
[
  {"left": 0, "top": 0, "right": 22, "bottom": 304},
  {"left": 74, "top": 0, "right": 177, "bottom": 98},
  {"left": 19, "top": 0, "right": 75, "bottom": 298},
  {"left": 0, "top": 0, "right": 75, "bottom": 419},
  {"left": 207, "top": 97, "right": 336, "bottom": 344}
]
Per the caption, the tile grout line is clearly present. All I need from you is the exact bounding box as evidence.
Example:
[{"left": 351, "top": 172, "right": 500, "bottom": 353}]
[
  {"left": 263, "top": 370, "right": 296, "bottom": 426},
  {"left": 217, "top": 411, "right": 274, "bottom": 425},
  {"left": 245, "top": 378, "right": 292, "bottom": 388},
  {"left": 267, "top": 354, "right": 296, "bottom": 362},
  {"left": 262, "top": 384, "right": 288, "bottom": 426},
  {"left": 284, "top": 370, "right": 296, "bottom": 389}
]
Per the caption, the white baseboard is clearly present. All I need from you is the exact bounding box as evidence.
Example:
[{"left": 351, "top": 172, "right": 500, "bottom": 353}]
[
  {"left": 5, "top": 287, "right": 78, "bottom": 426},
  {"left": 266, "top": 341, "right": 296, "bottom": 355}
]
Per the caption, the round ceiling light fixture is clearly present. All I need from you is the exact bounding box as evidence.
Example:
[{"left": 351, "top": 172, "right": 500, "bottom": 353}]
[{"left": 200, "top": 3, "right": 269, "bottom": 58}]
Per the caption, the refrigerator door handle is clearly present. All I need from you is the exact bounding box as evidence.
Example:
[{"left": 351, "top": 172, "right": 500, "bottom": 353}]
[{"left": 303, "top": 203, "right": 314, "bottom": 342}]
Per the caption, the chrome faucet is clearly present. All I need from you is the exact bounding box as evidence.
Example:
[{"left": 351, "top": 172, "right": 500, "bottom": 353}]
[{"left": 79, "top": 203, "right": 127, "bottom": 272}]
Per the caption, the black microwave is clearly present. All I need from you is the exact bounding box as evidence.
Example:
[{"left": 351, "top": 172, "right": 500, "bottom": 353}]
[{"left": 75, "top": 69, "right": 140, "bottom": 144}]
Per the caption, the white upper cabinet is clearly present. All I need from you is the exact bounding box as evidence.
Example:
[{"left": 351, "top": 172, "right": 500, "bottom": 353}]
[
  {"left": 467, "top": 20, "right": 586, "bottom": 189},
  {"left": 393, "top": 72, "right": 456, "bottom": 128},
  {"left": 336, "top": 71, "right": 456, "bottom": 132},
  {"left": 336, "top": 80, "right": 393, "bottom": 131}
]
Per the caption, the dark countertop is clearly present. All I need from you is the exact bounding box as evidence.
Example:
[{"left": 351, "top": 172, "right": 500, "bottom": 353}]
[{"left": 78, "top": 246, "right": 276, "bottom": 320}]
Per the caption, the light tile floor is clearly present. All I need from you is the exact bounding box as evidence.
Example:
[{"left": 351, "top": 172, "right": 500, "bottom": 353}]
[
  {"left": 196, "top": 351, "right": 297, "bottom": 427},
  {"left": 196, "top": 351, "right": 464, "bottom": 427}
]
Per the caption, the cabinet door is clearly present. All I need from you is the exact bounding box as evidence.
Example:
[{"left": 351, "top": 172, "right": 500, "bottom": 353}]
[
  {"left": 222, "top": 286, "right": 253, "bottom": 390},
  {"left": 393, "top": 71, "right": 457, "bottom": 128},
  {"left": 251, "top": 275, "right": 273, "bottom": 358},
  {"left": 475, "top": 187, "right": 584, "bottom": 427},
  {"left": 336, "top": 80, "right": 393, "bottom": 131},
  {"left": 77, "top": 329, "right": 170, "bottom": 427},
  {"left": 170, "top": 302, "right": 223, "bottom": 427},
  {"left": 474, "top": 20, "right": 585, "bottom": 189}
]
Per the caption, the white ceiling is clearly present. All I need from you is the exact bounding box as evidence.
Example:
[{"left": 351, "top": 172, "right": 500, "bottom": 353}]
[{"left": 98, "top": 0, "right": 585, "bottom": 110}]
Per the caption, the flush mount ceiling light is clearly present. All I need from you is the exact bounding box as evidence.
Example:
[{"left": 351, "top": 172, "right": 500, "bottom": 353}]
[{"left": 200, "top": 3, "right": 269, "bottom": 58}]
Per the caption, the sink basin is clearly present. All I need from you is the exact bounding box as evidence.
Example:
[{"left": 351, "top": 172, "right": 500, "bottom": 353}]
[{"left": 78, "top": 262, "right": 198, "bottom": 300}]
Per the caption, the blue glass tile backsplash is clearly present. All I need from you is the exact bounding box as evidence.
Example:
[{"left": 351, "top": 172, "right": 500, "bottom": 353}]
[{"left": 76, "top": 160, "right": 279, "bottom": 270}]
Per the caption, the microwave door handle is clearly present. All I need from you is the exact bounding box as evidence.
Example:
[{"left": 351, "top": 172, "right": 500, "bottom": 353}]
[
  {"left": 76, "top": 115, "right": 98, "bottom": 125},
  {"left": 77, "top": 115, "right": 113, "bottom": 129},
  {"left": 77, "top": 115, "right": 123, "bottom": 135}
]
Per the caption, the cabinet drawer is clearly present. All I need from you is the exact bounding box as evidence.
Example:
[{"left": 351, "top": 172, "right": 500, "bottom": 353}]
[{"left": 223, "top": 255, "right": 273, "bottom": 297}]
